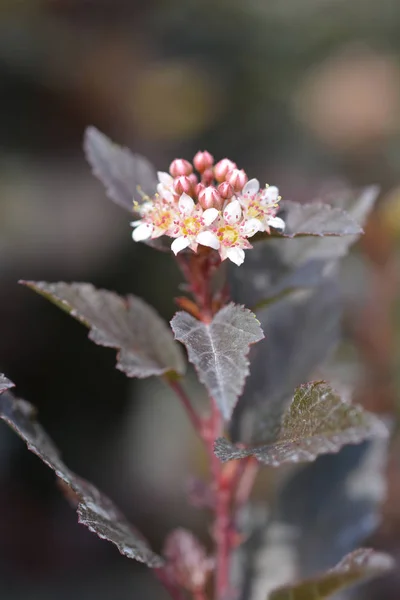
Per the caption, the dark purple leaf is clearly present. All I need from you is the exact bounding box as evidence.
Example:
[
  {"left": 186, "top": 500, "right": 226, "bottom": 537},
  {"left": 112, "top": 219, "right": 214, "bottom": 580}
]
[
  {"left": 0, "top": 374, "right": 14, "bottom": 394},
  {"left": 269, "top": 548, "right": 394, "bottom": 600},
  {"left": 84, "top": 126, "right": 158, "bottom": 212},
  {"left": 273, "top": 200, "right": 363, "bottom": 238},
  {"left": 215, "top": 382, "right": 387, "bottom": 466},
  {"left": 276, "top": 439, "right": 388, "bottom": 576},
  {"left": 22, "top": 281, "right": 185, "bottom": 378},
  {"left": 171, "top": 304, "right": 264, "bottom": 420},
  {"left": 0, "top": 391, "right": 163, "bottom": 567}
]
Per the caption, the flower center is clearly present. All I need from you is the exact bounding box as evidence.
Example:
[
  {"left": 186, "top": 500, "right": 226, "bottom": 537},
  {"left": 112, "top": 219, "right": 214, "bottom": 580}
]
[
  {"left": 152, "top": 209, "right": 173, "bottom": 229},
  {"left": 246, "top": 200, "right": 265, "bottom": 220},
  {"left": 217, "top": 225, "right": 239, "bottom": 246},
  {"left": 182, "top": 216, "right": 202, "bottom": 236}
]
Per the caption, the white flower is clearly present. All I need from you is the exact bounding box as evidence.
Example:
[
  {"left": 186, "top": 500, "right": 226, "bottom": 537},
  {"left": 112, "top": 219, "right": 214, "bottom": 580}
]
[{"left": 171, "top": 194, "right": 220, "bottom": 255}]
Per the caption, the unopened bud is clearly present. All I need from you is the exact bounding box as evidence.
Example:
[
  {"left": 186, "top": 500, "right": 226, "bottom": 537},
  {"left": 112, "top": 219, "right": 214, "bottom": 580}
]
[
  {"left": 218, "top": 181, "right": 234, "bottom": 199},
  {"left": 198, "top": 186, "right": 222, "bottom": 210},
  {"left": 195, "top": 183, "right": 205, "bottom": 198},
  {"left": 169, "top": 159, "right": 193, "bottom": 177},
  {"left": 201, "top": 168, "right": 214, "bottom": 186},
  {"left": 188, "top": 173, "right": 198, "bottom": 187},
  {"left": 193, "top": 150, "right": 214, "bottom": 173},
  {"left": 173, "top": 176, "right": 193, "bottom": 195},
  {"left": 226, "top": 168, "right": 248, "bottom": 192},
  {"left": 214, "top": 158, "right": 237, "bottom": 182}
]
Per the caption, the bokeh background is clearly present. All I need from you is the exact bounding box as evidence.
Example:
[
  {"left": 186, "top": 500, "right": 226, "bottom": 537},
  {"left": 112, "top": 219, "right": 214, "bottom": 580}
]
[{"left": 1, "top": 0, "right": 400, "bottom": 598}]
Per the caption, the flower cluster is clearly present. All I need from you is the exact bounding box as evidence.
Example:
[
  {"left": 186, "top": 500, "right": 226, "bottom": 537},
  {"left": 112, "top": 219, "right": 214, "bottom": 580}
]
[{"left": 131, "top": 152, "right": 285, "bottom": 266}]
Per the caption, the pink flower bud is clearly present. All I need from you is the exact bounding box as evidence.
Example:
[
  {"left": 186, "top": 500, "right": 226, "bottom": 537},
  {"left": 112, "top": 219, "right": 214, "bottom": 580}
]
[
  {"left": 201, "top": 168, "right": 214, "bottom": 186},
  {"left": 226, "top": 168, "right": 248, "bottom": 192},
  {"left": 217, "top": 181, "right": 234, "bottom": 199},
  {"left": 214, "top": 158, "right": 237, "bottom": 182},
  {"left": 188, "top": 173, "right": 198, "bottom": 187},
  {"left": 193, "top": 150, "right": 214, "bottom": 173},
  {"left": 195, "top": 183, "right": 205, "bottom": 198},
  {"left": 169, "top": 159, "right": 193, "bottom": 177},
  {"left": 198, "top": 186, "right": 222, "bottom": 210},
  {"left": 173, "top": 176, "right": 193, "bottom": 195}
]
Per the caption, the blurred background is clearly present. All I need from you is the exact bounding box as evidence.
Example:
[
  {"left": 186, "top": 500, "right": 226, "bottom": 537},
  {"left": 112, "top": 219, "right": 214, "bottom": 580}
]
[{"left": 0, "top": 0, "right": 400, "bottom": 598}]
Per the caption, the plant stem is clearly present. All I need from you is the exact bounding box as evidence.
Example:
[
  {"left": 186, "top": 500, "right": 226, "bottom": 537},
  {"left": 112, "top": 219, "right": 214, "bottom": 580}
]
[{"left": 206, "top": 400, "right": 231, "bottom": 600}]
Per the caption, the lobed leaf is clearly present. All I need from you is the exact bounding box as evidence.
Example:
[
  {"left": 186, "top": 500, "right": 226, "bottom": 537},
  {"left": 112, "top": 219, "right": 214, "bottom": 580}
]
[
  {"left": 84, "top": 126, "right": 158, "bottom": 212},
  {"left": 0, "top": 391, "right": 163, "bottom": 567},
  {"left": 171, "top": 304, "right": 264, "bottom": 420},
  {"left": 215, "top": 382, "right": 387, "bottom": 466},
  {"left": 0, "top": 374, "right": 14, "bottom": 394},
  {"left": 268, "top": 548, "right": 394, "bottom": 600},
  {"left": 22, "top": 281, "right": 185, "bottom": 378}
]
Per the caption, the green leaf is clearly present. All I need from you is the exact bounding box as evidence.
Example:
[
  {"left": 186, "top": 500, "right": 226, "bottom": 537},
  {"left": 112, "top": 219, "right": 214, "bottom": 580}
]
[
  {"left": 22, "top": 281, "right": 185, "bottom": 378},
  {"left": 84, "top": 126, "right": 158, "bottom": 212},
  {"left": 0, "top": 391, "right": 163, "bottom": 567},
  {"left": 171, "top": 304, "right": 264, "bottom": 420},
  {"left": 268, "top": 548, "right": 394, "bottom": 600},
  {"left": 0, "top": 374, "right": 14, "bottom": 394},
  {"left": 215, "top": 382, "right": 388, "bottom": 465}
]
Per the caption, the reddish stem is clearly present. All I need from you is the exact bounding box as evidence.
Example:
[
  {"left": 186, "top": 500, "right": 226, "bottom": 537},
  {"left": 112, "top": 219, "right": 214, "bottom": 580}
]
[
  {"left": 206, "top": 400, "right": 232, "bottom": 600},
  {"left": 234, "top": 458, "right": 259, "bottom": 511}
]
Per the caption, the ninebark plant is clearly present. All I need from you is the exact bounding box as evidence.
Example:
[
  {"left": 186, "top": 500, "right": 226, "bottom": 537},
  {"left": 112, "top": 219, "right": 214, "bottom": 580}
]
[{"left": 0, "top": 128, "right": 395, "bottom": 600}]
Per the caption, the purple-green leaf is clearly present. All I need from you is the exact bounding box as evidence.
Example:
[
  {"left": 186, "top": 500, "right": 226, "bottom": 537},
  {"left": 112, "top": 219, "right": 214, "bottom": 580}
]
[
  {"left": 22, "top": 281, "right": 185, "bottom": 378},
  {"left": 215, "top": 382, "right": 388, "bottom": 465},
  {"left": 84, "top": 126, "right": 158, "bottom": 212},
  {"left": 0, "top": 391, "right": 163, "bottom": 567},
  {"left": 171, "top": 304, "right": 264, "bottom": 420},
  {"left": 0, "top": 374, "right": 14, "bottom": 394},
  {"left": 268, "top": 548, "right": 394, "bottom": 600}
]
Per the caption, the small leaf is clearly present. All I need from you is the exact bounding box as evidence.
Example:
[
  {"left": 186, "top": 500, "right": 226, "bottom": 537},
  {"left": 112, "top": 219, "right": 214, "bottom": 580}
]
[
  {"left": 84, "top": 126, "right": 158, "bottom": 212},
  {"left": 0, "top": 374, "right": 14, "bottom": 394},
  {"left": 215, "top": 382, "right": 388, "bottom": 466},
  {"left": 22, "top": 281, "right": 185, "bottom": 378},
  {"left": 0, "top": 392, "right": 163, "bottom": 567},
  {"left": 268, "top": 201, "right": 363, "bottom": 239},
  {"left": 171, "top": 304, "right": 264, "bottom": 420},
  {"left": 268, "top": 548, "right": 394, "bottom": 600}
]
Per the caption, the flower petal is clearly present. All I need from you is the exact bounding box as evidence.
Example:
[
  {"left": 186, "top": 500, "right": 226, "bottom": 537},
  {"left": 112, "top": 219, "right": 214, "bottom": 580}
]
[
  {"left": 196, "top": 230, "right": 220, "bottom": 250},
  {"left": 130, "top": 220, "right": 142, "bottom": 228},
  {"left": 171, "top": 236, "right": 191, "bottom": 255},
  {"left": 179, "top": 193, "right": 195, "bottom": 216},
  {"left": 132, "top": 222, "right": 153, "bottom": 241},
  {"left": 262, "top": 185, "right": 279, "bottom": 203},
  {"left": 226, "top": 247, "right": 245, "bottom": 266},
  {"left": 242, "top": 178, "right": 260, "bottom": 196},
  {"left": 241, "top": 218, "right": 263, "bottom": 237},
  {"left": 202, "top": 207, "right": 219, "bottom": 226},
  {"left": 268, "top": 216, "right": 285, "bottom": 232},
  {"left": 157, "top": 171, "right": 173, "bottom": 186},
  {"left": 223, "top": 199, "right": 242, "bottom": 224}
]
